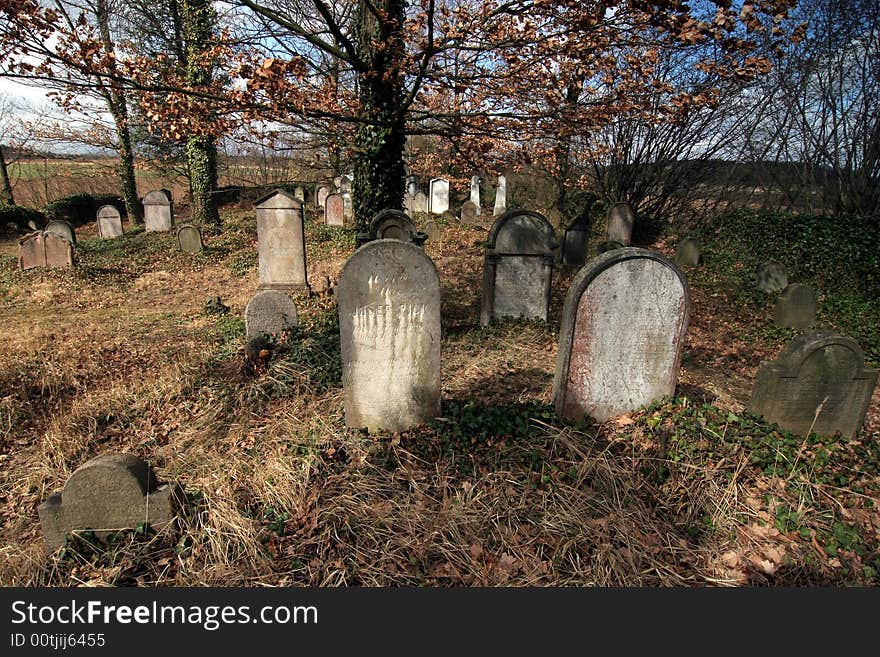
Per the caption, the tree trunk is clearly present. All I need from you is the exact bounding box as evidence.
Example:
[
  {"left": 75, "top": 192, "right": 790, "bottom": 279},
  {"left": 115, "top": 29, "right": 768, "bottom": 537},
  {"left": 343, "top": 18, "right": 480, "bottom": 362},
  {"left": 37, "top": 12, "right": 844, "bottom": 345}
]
[
  {"left": 352, "top": 0, "right": 407, "bottom": 232},
  {"left": 0, "top": 145, "right": 14, "bottom": 205}
]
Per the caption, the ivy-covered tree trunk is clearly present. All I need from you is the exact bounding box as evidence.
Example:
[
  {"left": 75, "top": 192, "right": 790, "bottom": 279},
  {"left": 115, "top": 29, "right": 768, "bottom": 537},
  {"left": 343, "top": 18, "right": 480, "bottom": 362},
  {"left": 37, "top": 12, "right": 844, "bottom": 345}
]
[
  {"left": 183, "top": 0, "right": 220, "bottom": 226},
  {"left": 352, "top": 0, "right": 407, "bottom": 233},
  {"left": 0, "top": 145, "right": 14, "bottom": 205}
]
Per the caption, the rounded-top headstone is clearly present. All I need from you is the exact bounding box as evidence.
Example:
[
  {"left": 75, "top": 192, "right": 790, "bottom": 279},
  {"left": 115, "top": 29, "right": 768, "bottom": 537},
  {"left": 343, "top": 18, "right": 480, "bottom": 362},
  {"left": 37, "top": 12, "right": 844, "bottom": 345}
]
[
  {"left": 460, "top": 201, "right": 479, "bottom": 225},
  {"left": 674, "top": 237, "right": 701, "bottom": 266},
  {"left": 606, "top": 202, "right": 635, "bottom": 245},
  {"left": 756, "top": 261, "right": 788, "bottom": 293},
  {"left": 774, "top": 283, "right": 818, "bottom": 329},
  {"left": 244, "top": 290, "right": 298, "bottom": 339},
  {"left": 560, "top": 215, "right": 591, "bottom": 268},
  {"left": 96, "top": 205, "right": 123, "bottom": 238},
  {"left": 369, "top": 209, "right": 417, "bottom": 242},
  {"left": 45, "top": 219, "right": 76, "bottom": 245},
  {"left": 176, "top": 224, "right": 204, "bottom": 252},
  {"left": 143, "top": 189, "right": 172, "bottom": 206},
  {"left": 487, "top": 209, "right": 556, "bottom": 254},
  {"left": 63, "top": 453, "right": 156, "bottom": 508}
]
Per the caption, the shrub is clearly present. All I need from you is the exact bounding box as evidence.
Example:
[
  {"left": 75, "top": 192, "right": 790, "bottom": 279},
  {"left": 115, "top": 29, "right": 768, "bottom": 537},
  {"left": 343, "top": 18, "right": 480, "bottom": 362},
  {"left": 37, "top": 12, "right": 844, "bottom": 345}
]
[
  {"left": 0, "top": 204, "right": 47, "bottom": 235},
  {"left": 43, "top": 193, "right": 126, "bottom": 227}
]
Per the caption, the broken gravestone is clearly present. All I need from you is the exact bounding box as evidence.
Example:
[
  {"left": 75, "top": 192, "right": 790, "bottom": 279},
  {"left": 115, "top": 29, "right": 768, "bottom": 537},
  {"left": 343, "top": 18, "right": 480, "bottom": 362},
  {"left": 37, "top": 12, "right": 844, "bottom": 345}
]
[
  {"left": 774, "top": 283, "right": 818, "bottom": 329},
  {"left": 176, "top": 224, "right": 204, "bottom": 252},
  {"left": 244, "top": 289, "right": 298, "bottom": 339},
  {"left": 38, "top": 453, "right": 183, "bottom": 552}
]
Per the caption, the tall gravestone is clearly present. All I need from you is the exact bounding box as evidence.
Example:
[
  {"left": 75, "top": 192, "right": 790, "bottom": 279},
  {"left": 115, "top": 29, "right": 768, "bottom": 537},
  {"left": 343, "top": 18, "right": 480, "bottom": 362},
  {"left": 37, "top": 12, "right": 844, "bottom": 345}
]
[
  {"left": 470, "top": 175, "right": 481, "bottom": 214},
  {"left": 325, "top": 193, "right": 345, "bottom": 227},
  {"left": 337, "top": 239, "right": 441, "bottom": 433},
  {"left": 560, "top": 216, "right": 591, "bottom": 268},
  {"left": 97, "top": 205, "right": 123, "bottom": 239},
  {"left": 605, "top": 202, "right": 634, "bottom": 245},
  {"left": 38, "top": 453, "right": 182, "bottom": 551},
  {"left": 45, "top": 219, "right": 76, "bottom": 245},
  {"left": 553, "top": 248, "right": 690, "bottom": 423},
  {"left": 143, "top": 189, "right": 174, "bottom": 233},
  {"left": 774, "top": 283, "right": 818, "bottom": 329},
  {"left": 254, "top": 189, "right": 309, "bottom": 292},
  {"left": 244, "top": 290, "right": 298, "bottom": 339},
  {"left": 749, "top": 332, "right": 877, "bottom": 439},
  {"left": 675, "top": 237, "right": 701, "bottom": 266},
  {"left": 176, "top": 224, "right": 204, "bottom": 252},
  {"left": 757, "top": 261, "right": 788, "bottom": 293},
  {"left": 480, "top": 210, "right": 557, "bottom": 326},
  {"left": 342, "top": 192, "right": 353, "bottom": 223},
  {"left": 493, "top": 175, "right": 507, "bottom": 217},
  {"left": 429, "top": 178, "right": 450, "bottom": 215}
]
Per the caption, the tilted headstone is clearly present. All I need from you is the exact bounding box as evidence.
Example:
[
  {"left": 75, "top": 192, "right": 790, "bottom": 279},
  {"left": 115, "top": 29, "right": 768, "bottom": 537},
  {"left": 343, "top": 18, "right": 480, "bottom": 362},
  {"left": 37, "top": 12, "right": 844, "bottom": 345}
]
[
  {"left": 254, "top": 189, "right": 309, "bottom": 292},
  {"left": 560, "top": 215, "right": 591, "bottom": 268},
  {"left": 337, "top": 239, "right": 441, "bottom": 433},
  {"left": 757, "top": 261, "right": 788, "bottom": 293},
  {"left": 244, "top": 289, "right": 298, "bottom": 339},
  {"left": 43, "top": 232, "right": 74, "bottom": 268},
  {"left": 325, "top": 193, "right": 345, "bottom": 227},
  {"left": 460, "top": 200, "right": 479, "bottom": 225},
  {"left": 493, "top": 175, "right": 507, "bottom": 217},
  {"left": 176, "top": 224, "right": 204, "bottom": 252},
  {"left": 143, "top": 189, "right": 174, "bottom": 233},
  {"left": 774, "top": 283, "right": 818, "bottom": 329},
  {"left": 605, "top": 202, "right": 634, "bottom": 245},
  {"left": 749, "top": 332, "right": 878, "bottom": 439},
  {"left": 469, "top": 175, "right": 482, "bottom": 214},
  {"left": 480, "top": 210, "right": 557, "bottom": 326},
  {"left": 675, "top": 237, "right": 701, "bottom": 266},
  {"left": 553, "top": 248, "right": 690, "bottom": 423},
  {"left": 429, "top": 178, "right": 450, "bottom": 215},
  {"left": 45, "top": 219, "right": 76, "bottom": 245},
  {"left": 19, "top": 232, "right": 46, "bottom": 270},
  {"left": 96, "top": 205, "right": 123, "bottom": 239},
  {"left": 38, "top": 453, "right": 182, "bottom": 551}
]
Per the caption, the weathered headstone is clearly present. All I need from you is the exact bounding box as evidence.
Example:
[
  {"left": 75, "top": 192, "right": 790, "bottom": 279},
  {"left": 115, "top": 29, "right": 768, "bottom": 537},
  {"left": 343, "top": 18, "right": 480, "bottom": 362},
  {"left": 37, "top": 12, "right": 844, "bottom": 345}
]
[
  {"left": 469, "top": 175, "right": 481, "bottom": 214},
  {"left": 254, "top": 189, "right": 309, "bottom": 292},
  {"left": 45, "top": 219, "right": 76, "bottom": 245},
  {"left": 411, "top": 191, "right": 428, "bottom": 214},
  {"left": 337, "top": 239, "right": 441, "bottom": 433},
  {"left": 244, "top": 289, "right": 298, "bottom": 339},
  {"left": 423, "top": 220, "right": 440, "bottom": 243},
  {"left": 773, "top": 283, "right": 818, "bottom": 329},
  {"left": 19, "top": 232, "right": 46, "bottom": 270},
  {"left": 38, "top": 453, "right": 182, "bottom": 552},
  {"left": 560, "top": 215, "right": 591, "bottom": 268},
  {"left": 293, "top": 186, "right": 305, "bottom": 202},
  {"left": 605, "top": 202, "right": 634, "bottom": 245},
  {"left": 480, "top": 210, "right": 557, "bottom": 326},
  {"left": 143, "top": 189, "right": 174, "bottom": 233},
  {"left": 675, "top": 237, "right": 701, "bottom": 266},
  {"left": 429, "top": 178, "right": 450, "bottom": 215},
  {"left": 370, "top": 209, "right": 418, "bottom": 242},
  {"left": 325, "top": 193, "right": 345, "bottom": 227},
  {"left": 338, "top": 175, "right": 352, "bottom": 194},
  {"left": 406, "top": 175, "right": 419, "bottom": 197},
  {"left": 316, "top": 185, "right": 331, "bottom": 209},
  {"left": 749, "top": 332, "right": 878, "bottom": 439},
  {"left": 553, "top": 248, "right": 690, "bottom": 423},
  {"left": 97, "top": 205, "right": 123, "bottom": 239},
  {"left": 342, "top": 192, "right": 353, "bottom": 223},
  {"left": 43, "top": 232, "right": 74, "bottom": 268},
  {"left": 757, "top": 261, "right": 788, "bottom": 293},
  {"left": 460, "top": 200, "right": 479, "bottom": 225},
  {"left": 176, "top": 224, "right": 204, "bottom": 252},
  {"left": 493, "top": 175, "right": 507, "bottom": 217}
]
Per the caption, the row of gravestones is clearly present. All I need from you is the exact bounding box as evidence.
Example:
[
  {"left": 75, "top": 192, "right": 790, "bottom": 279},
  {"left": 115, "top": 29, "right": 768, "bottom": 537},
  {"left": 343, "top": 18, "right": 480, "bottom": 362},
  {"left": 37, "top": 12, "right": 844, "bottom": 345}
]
[{"left": 401, "top": 175, "right": 508, "bottom": 219}]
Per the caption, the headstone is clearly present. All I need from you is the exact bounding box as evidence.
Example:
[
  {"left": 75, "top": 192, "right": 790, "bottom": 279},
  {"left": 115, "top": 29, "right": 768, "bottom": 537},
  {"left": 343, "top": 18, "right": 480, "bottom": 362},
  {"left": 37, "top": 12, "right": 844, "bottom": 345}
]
[
  {"left": 325, "top": 193, "right": 345, "bottom": 227},
  {"left": 254, "top": 189, "right": 310, "bottom": 292},
  {"left": 143, "top": 189, "right": 174, "bottom": 233},
  {"left": 412, "top": 191, "right": 428, "bottom": 214},
  {"left": 423, "top": 220, "right": 440, "bottom": 243},
  {"left": 406, "top": 175, "right": 419, "bottom": 197},
  {"left": 18, "top": 232, "right": 46, "bottom": 270},
  {"left": 493, "top": 175, "right": 507, "bottom": 217},
  {"left": 480, "top": 210, "right": 557, "bottom": 326},
  {"left": 370, "top": 209, "right": 418, "bottom": 242},
  {"left": 338, "top": 175, "right": 352, "bottom": 194},
  {"left": 469, "top": 175, "right": 481, "bottom": 214},
  {"left": 675, "top": 237, "right": 701, "bottom": 266},
  {"left": 342, "top": 192, "right": 353, "bottom": 223},
  {"left": 773, "top": 283, "right": 818, "bottom": 329},
  {"left": 176, "top": 224, "right": 204, "bottom": 252},
  {"left": 97, "top": 205, "right": 123, "bottom": 239},
  {"left": 553, "top": 248, "right": 690, "bottom": 423},
  {"left": 244, "top": 289, "right": 298, "bottom": 339},
  {"left": 43, "top": 232, "right": 74, "bottom": 268},
  {"left": 429, "top": 178, "right": 450, "bottom": 215},
  {"left": 757, "top": 261, "right": 788, "bottom": 293},
  {"left": 560, "top": 215, "right": 591, "bottom": 267},
  {"left": 316, "top": 185, "right": 331, "bottom": 209},
  {"left": 460, "top": 200, "right": 479, "bottom": 225},
  {"left": 749, "top": 332, "right": 878, "bottom": 439},
  {"left": 605, "top": 202, "right": 634, "bottom": 245},
  {"left": 337, "top": 239, "right": 441, "bottom": 433},
  {"left": 293, "top": 186, "right": 305, "bottom": 202},
  {"left": 595, "top": 240, "right": 624, "bottom": 255},
  {"left": 45, "top": 219, "right": 76, "bottom": 245},
  {"left": 38, "top": 453, "right": 182, "bottom": 552}
]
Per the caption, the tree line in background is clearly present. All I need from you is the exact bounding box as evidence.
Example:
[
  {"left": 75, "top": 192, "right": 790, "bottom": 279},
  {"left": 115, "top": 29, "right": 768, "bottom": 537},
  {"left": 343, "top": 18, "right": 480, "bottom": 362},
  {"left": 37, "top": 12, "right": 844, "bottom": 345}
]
[{"left": 0, "top": 0, "right": 877, "bottom": 232}]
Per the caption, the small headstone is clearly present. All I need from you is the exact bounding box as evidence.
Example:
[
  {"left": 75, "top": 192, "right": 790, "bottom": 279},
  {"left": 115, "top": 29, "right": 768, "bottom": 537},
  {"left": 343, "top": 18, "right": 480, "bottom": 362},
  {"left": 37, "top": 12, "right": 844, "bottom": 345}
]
[
  {"left": 293, "top": 186, "right": 305, "bottom": 202},
  {"left": 97, "top": 205, "right": 123, "bottom": 239},
  {"left": 45, "top": 219, "right": 76, "bottom": 245},
  {"left": 675, "top": 237, "right": 701, "bottom": 266},
  {"left": 325, "top": 193, "right": 345, "bottom": 227},
  {"left": 254, "top": 189, "right": 309, "bottom": 292},
  {"left": 749, "top": 332, "right": 878, "bottom": 439},
  {"left": 560, "top": 215, "right": 591, "bottom": 268},
  {"left": 406, "top": 175, "right": 419, "bottom": 197},
  {"left": 493, "top": 175, "right": 507, "bottom": 217},
  {"left": 18, "top": 232, "right": 46, "bottom": 270},
  {"left": 757, "top": 261, "right": 788, "bottom": 293},
  {"left": 342, "top": 192, "right": 353, "bottom": 223},
  {"left": 244, "top": 289, "right": 298, "bottom": 339},
  {"left": 605, "top": 202, "right": 634, "bottom": 245},
  {"left": 176, "top": 224, "right": 204, "bottom": 252},
  {"left": 43, "top": 232, "right": 74, "bottom": 268},
  {"left": 553, "top": 247, "right": 690, "bottom": 423},
  {"left": 370, "top": 209, "right": 419, "bottom": 242},
  {"left": 469, "top": 175, "right": 481, "bottom": 214},
  {"left": 481, "top": 210, "right": 557, "bottom": 326},
  {"left": 423, "top": 220, "right": 440, "bottom": 242},
  {"left": 412, "top": 191, "right": 428, "bottom": 214},
  {"left": 338, "top": 175, "right": 352, "bottom": 194},
  {"left": 27, "top": 219, "right": 39, "bottom": 231},
  {"left": 460, "top": 200, "right": 479, "bottom": 225},
  {"left": 316, "top": 185, "right": 330, "bottom": 209},
  {"left": 337, "top": 239, "right": 441, "bottom": 433},
  {"left": 774, "top": 283, "right": 818, "bottom": 329},
  {"left": 429, "top": 178, "right": 450, "bottom": 215},
  {"left": 38, "top": 453, "right": 182, "bottom": 552},
  {"left": 143, "top": 189, "right": 174, "bottom": 232}
]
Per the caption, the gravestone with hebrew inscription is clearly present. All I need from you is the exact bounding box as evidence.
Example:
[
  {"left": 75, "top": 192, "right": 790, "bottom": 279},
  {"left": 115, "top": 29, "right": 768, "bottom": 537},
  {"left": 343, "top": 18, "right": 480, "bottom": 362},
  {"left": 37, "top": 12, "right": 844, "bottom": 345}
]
[
  {"left": 255, "top": 189, "right": 309, "bottom": 292},
  {"left": 757, "top": 261, "right": 788, "bottom": 293},
  {"left": 97, "top": 205, "right": 123, "bottom": 239},
  {"left": 429, "top": 178, "right": 450, "bottom": 215},
  {"left": 774, "top": 283, "right": 817, "bottom": 329},
  {"left": 749, "top": 332, "right": 878, "bottom": 439},
  {"left": 244, "top": 290, "right": 298, "bottom": 339},
  {"left": 325, "top": 193, "right": 345, "bottom": 227},
  {"left": 143, "top": 189, "right": 174, "bottom": 232},
  {"left": 45, "top": 220, "right": 76, "bottom": 245},
  {"left": 560, "top": 216, "right": 591, "bottom": 268},
  {"left": 38, "top": 453, "right": 182, "bottom": 551},
  {"left": 553, "top": 248, "right": 690, "bottom": 423},
  {"left": 337, "top": 239, "right": 441, "bottom": 433},
  {"left": 480, "top": 210, "right": 557, "bottom": 326},
  {"left": 605, "top": 202, "right": 634, "bottom": 245},
  {"left": 675, "top": 237, "right": 701, "bottom": 266},
  {"left": 176, "top": 224, "right": 204, "bottom": 252}
]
